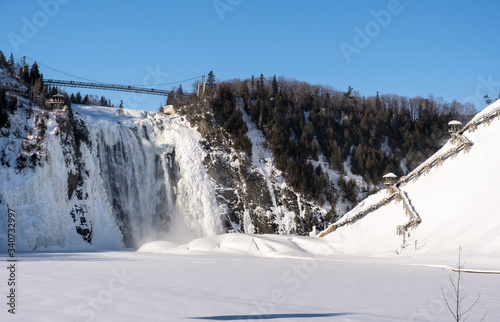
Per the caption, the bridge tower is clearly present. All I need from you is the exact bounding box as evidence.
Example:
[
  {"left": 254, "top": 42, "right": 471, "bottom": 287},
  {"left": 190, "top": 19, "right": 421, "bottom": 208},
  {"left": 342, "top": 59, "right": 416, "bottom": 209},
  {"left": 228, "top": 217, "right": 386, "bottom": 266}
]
[
  {"left": 19, "top": 56, "right": 29, "bottom": 76},
  {"left": 197, "top": 75, "right": 206, "bottom": 97}
]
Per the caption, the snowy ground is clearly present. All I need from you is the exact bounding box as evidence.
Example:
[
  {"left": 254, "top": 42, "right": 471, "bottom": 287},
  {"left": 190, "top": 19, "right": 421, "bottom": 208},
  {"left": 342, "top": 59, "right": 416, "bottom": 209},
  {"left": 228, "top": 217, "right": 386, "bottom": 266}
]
[{"left": 1, "top": 237, "right": 499, "bottom": 322}]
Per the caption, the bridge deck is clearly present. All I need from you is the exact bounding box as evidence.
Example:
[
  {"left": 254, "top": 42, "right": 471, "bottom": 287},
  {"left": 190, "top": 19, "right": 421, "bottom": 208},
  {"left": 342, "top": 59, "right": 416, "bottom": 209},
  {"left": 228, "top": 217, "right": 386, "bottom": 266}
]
[{"left": 44, "top": 79, "right": 175, "bottom": 96}]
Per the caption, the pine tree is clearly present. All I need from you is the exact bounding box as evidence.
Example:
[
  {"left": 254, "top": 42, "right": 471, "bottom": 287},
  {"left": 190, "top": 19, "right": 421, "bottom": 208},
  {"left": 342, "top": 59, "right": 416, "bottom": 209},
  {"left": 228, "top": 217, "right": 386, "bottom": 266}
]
[
  {"left": 0, "top": 50, "right": 7, "bottom": 70},
  {"left": 250, "top": 75, "right": 256, "bottom": 99},
  {"left": 166, "top": 90, "right": 175, "bottom": 106},
  {"left": 272, "top": 74, "right": 278, "bottom": 97},
  {"left": 351, "top": 144, "right": 366, "bottom": 176},
  {"left": 48, "top": 87, "right": 58, "bottom": 97},
  {"left": 344, "top": 179, "right": 357, "bottom": 203},
  {"left": 270, "top": 116, "right": 290, "bottom": 170},
  {"left": 75, "top": 92, "right": 82, "bottom": 104},
  {"left": 212, "top": 83, "right": 235, "bottom": 125},
  {"left": 7, "top": 53, "right": 15, "bottom": 75},
  {"left": 29, "top": 62, "right": 41, "bottom": 84},
  {"left": 330, "top": 141, "right": 344, "bottom": 173},
  {"left": 8, "top": 96, "right": 17, "bottom": 112},
  {"left": 99, "top": 96, "right": 107, "bottom": 106},
  {"left": 376, "top": 91, "right": 382, "bottom": 110},
  {"left": 207, "top": 71, "right": 215, "bottom": 95},
  {"left": 0, "top": 88, "right": 9, "bottom": 128},
  {"left": 0, "top": 88, "right": 6, "bottom": 111},
  {"left": 176, "top": 85, "right": 184, "bottom": 105},
  {"left": 258, "top": 74, "right": 265, "bottom": 97}
]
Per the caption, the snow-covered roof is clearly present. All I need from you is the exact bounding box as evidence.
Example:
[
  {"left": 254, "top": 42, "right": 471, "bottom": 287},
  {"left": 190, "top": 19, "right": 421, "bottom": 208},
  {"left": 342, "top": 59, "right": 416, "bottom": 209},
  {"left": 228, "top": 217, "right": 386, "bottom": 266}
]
[
  {"left": 448, "top": 120, "right": 462, "bottom": 126},
  {"left": 163, "top": 105, "right": 175, "bottom": 114},
  {"left": 383, "top": 172, "right": 397, "bottom": 178}
]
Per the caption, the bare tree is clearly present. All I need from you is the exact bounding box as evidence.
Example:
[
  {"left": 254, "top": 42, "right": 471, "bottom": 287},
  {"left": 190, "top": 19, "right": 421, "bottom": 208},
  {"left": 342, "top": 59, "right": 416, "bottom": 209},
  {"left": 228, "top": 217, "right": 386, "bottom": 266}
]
[{"left": 441, "top": 246, "right": 488, "bottom": 321}]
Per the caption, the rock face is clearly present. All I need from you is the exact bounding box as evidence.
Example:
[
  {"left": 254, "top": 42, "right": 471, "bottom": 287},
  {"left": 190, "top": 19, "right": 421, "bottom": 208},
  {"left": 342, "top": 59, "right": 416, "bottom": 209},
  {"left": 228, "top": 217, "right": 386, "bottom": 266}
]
[{"left": 195, "top": 113, "right": 329, "bottom": 237}]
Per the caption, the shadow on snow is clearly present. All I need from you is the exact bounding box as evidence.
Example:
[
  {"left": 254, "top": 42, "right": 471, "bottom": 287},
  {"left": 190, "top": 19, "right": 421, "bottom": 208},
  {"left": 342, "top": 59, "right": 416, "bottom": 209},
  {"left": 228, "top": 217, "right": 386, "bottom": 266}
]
[{"left": 189, "top": 313, "right": 353, "bottom": 320}]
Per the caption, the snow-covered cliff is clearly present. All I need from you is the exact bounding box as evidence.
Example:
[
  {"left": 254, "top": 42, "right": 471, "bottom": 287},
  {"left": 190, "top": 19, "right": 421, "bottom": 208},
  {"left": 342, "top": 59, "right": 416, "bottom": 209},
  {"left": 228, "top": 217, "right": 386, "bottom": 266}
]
[{"left": 0, "top": 101, "right": 222, "bottom": 250}]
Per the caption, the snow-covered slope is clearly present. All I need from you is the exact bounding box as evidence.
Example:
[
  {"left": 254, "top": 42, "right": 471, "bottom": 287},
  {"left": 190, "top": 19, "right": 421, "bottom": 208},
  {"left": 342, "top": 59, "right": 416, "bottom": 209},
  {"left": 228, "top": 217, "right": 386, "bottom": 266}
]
[{"left": 322, "top": 99, "right": 500, "bottom": 262}]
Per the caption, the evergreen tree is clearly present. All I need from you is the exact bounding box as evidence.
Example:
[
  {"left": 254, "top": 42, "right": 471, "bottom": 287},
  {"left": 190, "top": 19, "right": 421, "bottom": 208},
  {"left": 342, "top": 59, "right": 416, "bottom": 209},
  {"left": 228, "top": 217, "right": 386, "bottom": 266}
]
[
  {"left": 166, "top": 90, "right": 175, "bottom": 106},
  {"left": 7, "top": 53, "right": 15, "bottom": 75},
  {"left": 206, "top": 71, "right": 215, "bottom": 95},
  {"left": 344, "top": 179, "right": 358, "bottom": 203},
  {"left": 0, "top": 88, "right": 8, "bottom": 128},
  {"left": 241, "top": 81, "right": 250, "bottom": 111},
  {"left": 212, "top": 83, "right": 235, "bottom": 125},
  {"left": 351, "top": 144, "right": 366, "bottom": 175},
  {"left": 330, "top": 141, "right": 344, "bottom": 173},
  {"left": 48, "top": 87, "right": 58, "bottom": 97},
  {"left": 99, "top": 96, "right": 108, "bottom": 106},
  {"left": 250, "top": 75, "right": 256, "bottom": 99},
  {"left": 8, "top": 96, "right": 17, "bottom": 112},
  {"left": 258, "top": 74, "right": 265, "bottom": 97},
  {"left": 0, "top": 88, "right": 7, "bottom": 111},
  {"left": 176, "top": 85, "right": 185, "bottom": 105},
  {"left": 75, "top": 92, "right": 82, "bottom": 104},
  {"left": 376, "top": 91, "right": 382, "bottom": 110},
  {"left": 0, "top": 50, "right": 7, "bottom": 70},
  {"left": 272, "top": 74, "right": 279, "bottom": 97},
  {"left": 29, "top": 62, "right": 41, "bottom": 84},
  {"left": 270, "top": 115, "right": 290, "bottom": 169}
]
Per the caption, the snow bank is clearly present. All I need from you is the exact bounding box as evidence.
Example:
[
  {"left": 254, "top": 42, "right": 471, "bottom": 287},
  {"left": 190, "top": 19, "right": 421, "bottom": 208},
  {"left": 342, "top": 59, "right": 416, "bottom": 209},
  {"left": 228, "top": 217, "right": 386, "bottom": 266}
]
[{"left": 138, "top": 233, "right": 334, "bottom": 258}]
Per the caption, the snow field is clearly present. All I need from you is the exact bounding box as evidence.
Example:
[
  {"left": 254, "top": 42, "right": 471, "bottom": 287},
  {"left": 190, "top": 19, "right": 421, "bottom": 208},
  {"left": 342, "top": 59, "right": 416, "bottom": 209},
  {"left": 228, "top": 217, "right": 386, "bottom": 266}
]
[{"left": 0, "top": 251, "right": 498, "bottom": 321}]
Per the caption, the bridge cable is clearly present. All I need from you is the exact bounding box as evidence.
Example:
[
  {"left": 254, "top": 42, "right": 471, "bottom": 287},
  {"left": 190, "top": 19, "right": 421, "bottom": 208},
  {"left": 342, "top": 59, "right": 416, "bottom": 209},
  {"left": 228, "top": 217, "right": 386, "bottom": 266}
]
[
  {"left": 25, "top": 57, "right": 205, "bottom": 88},
  {"left": 25, "top": 56, "right": 102, "bottom": 83}
]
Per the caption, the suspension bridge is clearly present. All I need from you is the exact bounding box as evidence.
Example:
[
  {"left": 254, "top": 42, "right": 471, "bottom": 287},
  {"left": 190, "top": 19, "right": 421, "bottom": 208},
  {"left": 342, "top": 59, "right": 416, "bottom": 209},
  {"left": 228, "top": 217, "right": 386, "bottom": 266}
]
[
  {"left": 11, "top": 56, "right": 206, "bottom": 98},
  {"left": 43, "top": 79, "right": 201, "bottom": 97},
  {"left": 44, "top": 79, "right": 172, "bottom": 96}
]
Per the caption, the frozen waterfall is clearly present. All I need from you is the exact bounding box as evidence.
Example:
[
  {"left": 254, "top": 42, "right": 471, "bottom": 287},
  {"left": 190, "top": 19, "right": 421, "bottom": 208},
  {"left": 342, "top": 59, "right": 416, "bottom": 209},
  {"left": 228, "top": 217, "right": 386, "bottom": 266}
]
[{"left": 0, "top": 105, "right": 222, "bottom": 251}]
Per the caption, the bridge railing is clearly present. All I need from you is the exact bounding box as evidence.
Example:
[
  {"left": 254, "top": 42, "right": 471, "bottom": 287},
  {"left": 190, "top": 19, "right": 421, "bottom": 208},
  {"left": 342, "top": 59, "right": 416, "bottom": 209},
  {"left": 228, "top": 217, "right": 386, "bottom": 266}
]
[{"left": 44, "top": 79, "right": 178, "bottom": 97}]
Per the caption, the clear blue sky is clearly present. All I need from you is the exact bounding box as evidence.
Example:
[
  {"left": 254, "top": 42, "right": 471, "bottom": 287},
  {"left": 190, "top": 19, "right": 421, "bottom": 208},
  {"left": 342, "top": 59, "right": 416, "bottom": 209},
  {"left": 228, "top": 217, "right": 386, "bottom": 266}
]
[{"left": 1, "top": 0, "right": 499, "bottom": 112}]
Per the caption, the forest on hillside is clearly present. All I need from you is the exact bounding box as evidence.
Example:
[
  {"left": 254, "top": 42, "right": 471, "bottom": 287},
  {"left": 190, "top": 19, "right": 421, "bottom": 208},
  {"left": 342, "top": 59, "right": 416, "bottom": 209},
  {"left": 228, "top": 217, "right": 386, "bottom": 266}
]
[{"left": 177, "top": 72, "right": 476, "bottom": 215}]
